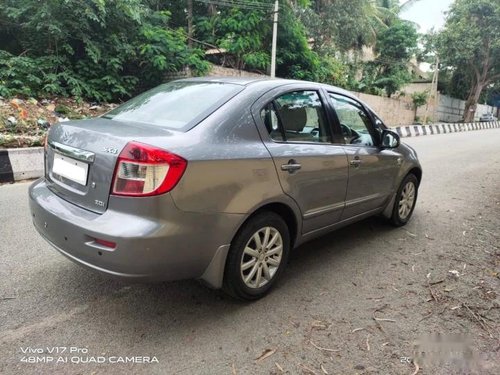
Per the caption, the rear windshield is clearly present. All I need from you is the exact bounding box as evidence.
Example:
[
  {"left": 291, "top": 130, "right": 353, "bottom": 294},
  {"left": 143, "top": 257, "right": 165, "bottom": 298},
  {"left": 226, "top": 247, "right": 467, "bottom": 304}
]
[{"left": 103, "top": 81, "right": 243, "bottom": 131}]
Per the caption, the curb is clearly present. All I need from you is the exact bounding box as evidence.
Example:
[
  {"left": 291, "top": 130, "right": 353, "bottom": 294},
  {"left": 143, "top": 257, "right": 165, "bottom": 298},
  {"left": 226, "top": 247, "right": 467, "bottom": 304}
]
[
  {"left": 0, "top": 121, "right": 499, "bottom": 184},
  {"left": 0, "top": 147, "right": 44, "bottom": 183},
  {"left": 392, "top": 121, "right": 500, "bottom": 138}
]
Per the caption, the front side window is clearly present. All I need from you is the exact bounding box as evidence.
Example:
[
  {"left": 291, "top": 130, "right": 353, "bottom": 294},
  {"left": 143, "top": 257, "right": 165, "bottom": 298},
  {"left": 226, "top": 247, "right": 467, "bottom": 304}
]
[
  {"left": 260, "top": 91, "right": 331, "bottom": 143},
  {"left": 329, "top": 93, "right": 375, "bottom": 146},
  {"left": 261, "top": 103, "right": 284, "bottom": 141}
]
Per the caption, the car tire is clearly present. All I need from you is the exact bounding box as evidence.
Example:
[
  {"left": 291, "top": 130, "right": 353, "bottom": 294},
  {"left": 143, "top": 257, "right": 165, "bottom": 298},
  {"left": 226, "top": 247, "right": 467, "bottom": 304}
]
[
  {"left": 390, "top": 173, "right": 419, "bottom": 227},
  {"left": 223, "top": 211, "right": 290, "bottom": 301}
]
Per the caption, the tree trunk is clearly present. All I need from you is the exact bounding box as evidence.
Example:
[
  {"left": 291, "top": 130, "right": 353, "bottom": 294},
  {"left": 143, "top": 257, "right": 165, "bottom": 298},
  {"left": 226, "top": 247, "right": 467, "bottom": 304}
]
[
  {"left": 208, "top": 4, "right": 216, "bottom": 16},
  {"left": 463, "top": 81, "right": 484, "bottom": 122},
  {"left": 187, "top": 0, "right": 193, "bottom": 49}
]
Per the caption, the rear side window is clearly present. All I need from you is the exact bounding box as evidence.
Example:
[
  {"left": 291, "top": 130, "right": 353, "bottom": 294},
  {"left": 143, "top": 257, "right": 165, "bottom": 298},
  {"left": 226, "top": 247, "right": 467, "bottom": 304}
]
[
  {"left": 103, "top": 81, "right": 243, "bottom": 131},
  {"left": 260, "top": 90, "right": 331, "bottom": 143}
]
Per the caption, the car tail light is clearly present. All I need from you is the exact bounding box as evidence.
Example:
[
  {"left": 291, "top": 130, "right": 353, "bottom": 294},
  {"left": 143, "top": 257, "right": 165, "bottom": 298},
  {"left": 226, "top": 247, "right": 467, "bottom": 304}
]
[
  {"left": 111, "top": 142, "right": 187, "bottom": 196},
  {"left": 94, "top": 238, "right": 116, "bottom": 249}
]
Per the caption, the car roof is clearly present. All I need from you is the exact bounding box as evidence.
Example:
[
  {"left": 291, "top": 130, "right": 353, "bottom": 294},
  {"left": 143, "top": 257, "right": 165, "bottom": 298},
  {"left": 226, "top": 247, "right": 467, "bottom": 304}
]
[
  {"left": 173, "top": 76, "right": 385, "bottom": 126},
  {"left": 182, "top": 76, "right": 272, "bottom": 86},
  {"left": 180, "top": 76, "right": 356, "bottom": 98},
  {"left": 179, "top": 76, "right": 382, "bottom": 121}
]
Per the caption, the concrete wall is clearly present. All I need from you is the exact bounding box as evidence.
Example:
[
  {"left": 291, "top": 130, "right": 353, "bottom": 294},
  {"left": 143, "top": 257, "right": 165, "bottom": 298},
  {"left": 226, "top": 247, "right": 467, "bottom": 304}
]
[
  {"left": 437, "top": 95, "right": 464, "bottom": 123},
  {"left": 350, "top": 92, "right": 416, "bottom": 126},
  {"left": 164, "top": 64, "right": 266, "bottom": 80},
  {"left": 402, "top": 82, "right": 433, "bottom": 95},
  {"left": 437, "top": 94, "right": 496, "bottom": 123},
  {"left": 356, "top": 91, "right": 442, "bottom": 126},
  {"left": 208, "top": 65, "right": 264, "bottom": 78}
]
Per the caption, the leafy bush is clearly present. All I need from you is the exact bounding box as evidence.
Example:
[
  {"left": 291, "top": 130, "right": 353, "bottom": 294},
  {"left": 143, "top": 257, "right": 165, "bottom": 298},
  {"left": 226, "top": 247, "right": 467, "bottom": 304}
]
[
  {"left": 411, "top": 91, "right": 429, "bottom": 110},
  {"left": 411, "top": 91, "right": 429, "bottom": 121},
  {"left": 0, "top": 0, "right": 208, "bottom": 102}
]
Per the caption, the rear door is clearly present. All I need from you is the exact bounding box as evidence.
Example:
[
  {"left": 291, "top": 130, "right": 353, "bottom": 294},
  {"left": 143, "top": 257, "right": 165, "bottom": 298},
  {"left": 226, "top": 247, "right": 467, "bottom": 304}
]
[
  {"left": 252, "top": 86, "right": 349, "bottom": 234},
  {"left": 326, "top": 92, "right": 402, "bottom": 219}
]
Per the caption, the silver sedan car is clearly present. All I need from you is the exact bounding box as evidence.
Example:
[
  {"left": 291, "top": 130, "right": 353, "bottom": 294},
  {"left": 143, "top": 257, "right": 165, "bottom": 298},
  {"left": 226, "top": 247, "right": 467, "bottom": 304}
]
[{"left": 29, "top": 77, "right": 422, "bottom": 300}]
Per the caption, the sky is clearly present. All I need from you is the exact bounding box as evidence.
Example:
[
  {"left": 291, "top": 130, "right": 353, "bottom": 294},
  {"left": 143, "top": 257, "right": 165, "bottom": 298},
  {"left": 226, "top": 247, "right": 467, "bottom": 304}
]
[{"left": 399, "top": 0, "right": 455, "bottom": 32}]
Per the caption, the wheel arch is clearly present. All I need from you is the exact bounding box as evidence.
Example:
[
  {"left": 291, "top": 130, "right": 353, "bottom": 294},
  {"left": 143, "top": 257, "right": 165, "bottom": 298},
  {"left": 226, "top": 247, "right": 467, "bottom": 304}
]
[
  {"left": 199, "top": 200, "right": 301, "bottom": 290},
  {"left": 230, "top": 200, "right": 301, "bottom": 251},
  {"left": 382, "top": 166, "right": 422, "bottom": 219},
  {"left": 408, "top": 167, "right": 422, "bottom": 186},
  {"left": 250, "top": 202, "right": 299, "bottom": 249}
]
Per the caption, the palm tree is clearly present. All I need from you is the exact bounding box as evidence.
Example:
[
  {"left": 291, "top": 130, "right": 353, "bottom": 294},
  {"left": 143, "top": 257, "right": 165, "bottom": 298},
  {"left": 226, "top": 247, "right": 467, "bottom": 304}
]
[
  {"left": 399, "top": 0, "right": 422, "bottom": 12},
  {"left": 299, "top": 1, "right": 422, "bottom": 54}
]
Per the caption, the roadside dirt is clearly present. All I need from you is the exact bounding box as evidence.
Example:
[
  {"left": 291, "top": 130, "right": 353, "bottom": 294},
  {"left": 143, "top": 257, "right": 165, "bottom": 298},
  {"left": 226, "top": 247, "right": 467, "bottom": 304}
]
[
  {"left": 0, "top": 97, "right": 115, "bottom": 148},
  {"left": 264, "top": 168, "right": 500, "bottom": 374}
]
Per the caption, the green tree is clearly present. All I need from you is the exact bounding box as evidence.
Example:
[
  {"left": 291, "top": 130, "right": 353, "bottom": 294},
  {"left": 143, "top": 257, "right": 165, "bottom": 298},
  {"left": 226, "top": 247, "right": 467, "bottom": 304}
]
[
  {"left": 0, "top": 0, "right": 208, "bottom": 101},
  {"left": 303, "top": 0, "right": 396, "bottom": 55},
  {"left": 361, "top": 21, "right": 418, "bottom": 96},
  {"left": 195, "top": 1, "right": 329, "bottom": 81},
  {"left": 411, "top": 91, "right": 428, "bottom": 121},
  {"left": 437, "top": 0, "right": 500, "bottom": 122},
  {"left": 275, "top": 3, "right": 322, "bottom": 80},
  {"left": 196, "top": 4, "right": 271, "bottom": 71},
  {"left": 399, "top": 0, "right": 422, "bottom": 12}
]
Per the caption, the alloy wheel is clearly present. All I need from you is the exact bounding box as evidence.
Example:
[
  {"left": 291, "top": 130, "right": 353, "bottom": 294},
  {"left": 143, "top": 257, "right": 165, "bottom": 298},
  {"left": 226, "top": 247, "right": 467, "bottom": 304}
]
[
  {"left": 398, "top": 181, "right": 416, "bottom": 220},
  {"left": 240, "top": 226, "right": 283, "bottom": 289}
]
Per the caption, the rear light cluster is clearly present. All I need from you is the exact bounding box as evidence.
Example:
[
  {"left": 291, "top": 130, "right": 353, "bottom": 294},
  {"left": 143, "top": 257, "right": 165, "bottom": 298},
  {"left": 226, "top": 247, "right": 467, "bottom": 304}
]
[
  {"left": 111, "top": 142, "right": 187, "bottom": 197},
  {"left": 94, "top": 238, "right": 116, "bottom": 249}
]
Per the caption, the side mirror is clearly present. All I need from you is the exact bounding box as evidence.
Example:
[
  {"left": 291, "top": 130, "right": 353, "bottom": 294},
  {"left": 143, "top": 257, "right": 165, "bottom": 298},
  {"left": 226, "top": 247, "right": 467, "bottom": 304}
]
[{"left": 381, "top": 129, "right": 400, "bottom": 149}]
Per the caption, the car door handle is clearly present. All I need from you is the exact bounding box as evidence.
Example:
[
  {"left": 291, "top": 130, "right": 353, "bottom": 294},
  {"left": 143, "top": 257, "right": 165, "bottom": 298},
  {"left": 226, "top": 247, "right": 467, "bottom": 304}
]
[
  {"left": 350, "top": 157, "right": 362, "bottom": 167},
  {"left": 281, "top": 160, "right": 302, "bottom": 173}
]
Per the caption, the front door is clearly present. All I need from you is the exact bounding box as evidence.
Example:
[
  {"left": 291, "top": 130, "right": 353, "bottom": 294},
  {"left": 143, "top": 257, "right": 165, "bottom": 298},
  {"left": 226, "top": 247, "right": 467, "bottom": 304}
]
[{"left": 327, "top": 92, "right": 402, "bottom": 220}]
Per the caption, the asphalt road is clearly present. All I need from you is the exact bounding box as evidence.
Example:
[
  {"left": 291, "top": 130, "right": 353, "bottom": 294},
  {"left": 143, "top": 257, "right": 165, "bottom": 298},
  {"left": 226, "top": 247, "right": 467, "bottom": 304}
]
[{"left": 1, "top": 129, "right": 499, "bottom": 375}]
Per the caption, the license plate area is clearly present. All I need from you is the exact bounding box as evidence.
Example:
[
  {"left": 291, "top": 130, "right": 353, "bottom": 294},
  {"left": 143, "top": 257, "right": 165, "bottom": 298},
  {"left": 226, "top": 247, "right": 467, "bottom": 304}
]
[{"left": 52, "top": 153, "right": 89, "bottom": 186}]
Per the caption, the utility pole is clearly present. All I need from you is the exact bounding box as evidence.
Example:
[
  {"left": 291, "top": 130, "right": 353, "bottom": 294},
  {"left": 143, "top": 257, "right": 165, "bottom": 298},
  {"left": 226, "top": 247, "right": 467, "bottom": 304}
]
[
  {"left": 270, "top": 0, "right": 279, "bottom": 78},
  {"left": 433, "top": 56, "right": 440, "bottom": 122},
  {"left": 424, "top": 55, "right": 439, "bottom": 124}
]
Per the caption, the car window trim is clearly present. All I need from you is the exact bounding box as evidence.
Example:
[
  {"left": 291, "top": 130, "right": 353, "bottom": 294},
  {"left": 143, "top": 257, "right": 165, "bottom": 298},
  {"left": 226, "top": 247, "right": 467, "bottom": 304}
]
[
  {"left": 327, "top": 91, "right": 382, "bottom": 147},
  {"left": 318, "top": 87, "right": 344, "bottom": 144},
  {"left": 259, "top": 88, "right": 336, "bottom": 146},
  {"left": 270, "top": 101, "right": 287, "bottom": 141}
]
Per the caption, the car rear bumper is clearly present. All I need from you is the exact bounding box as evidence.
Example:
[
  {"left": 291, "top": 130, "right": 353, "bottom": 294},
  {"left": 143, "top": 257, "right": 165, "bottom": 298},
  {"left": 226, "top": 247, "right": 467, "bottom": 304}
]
[{"left": 29, "top": 179, "right": 243, "bottom": 284}]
